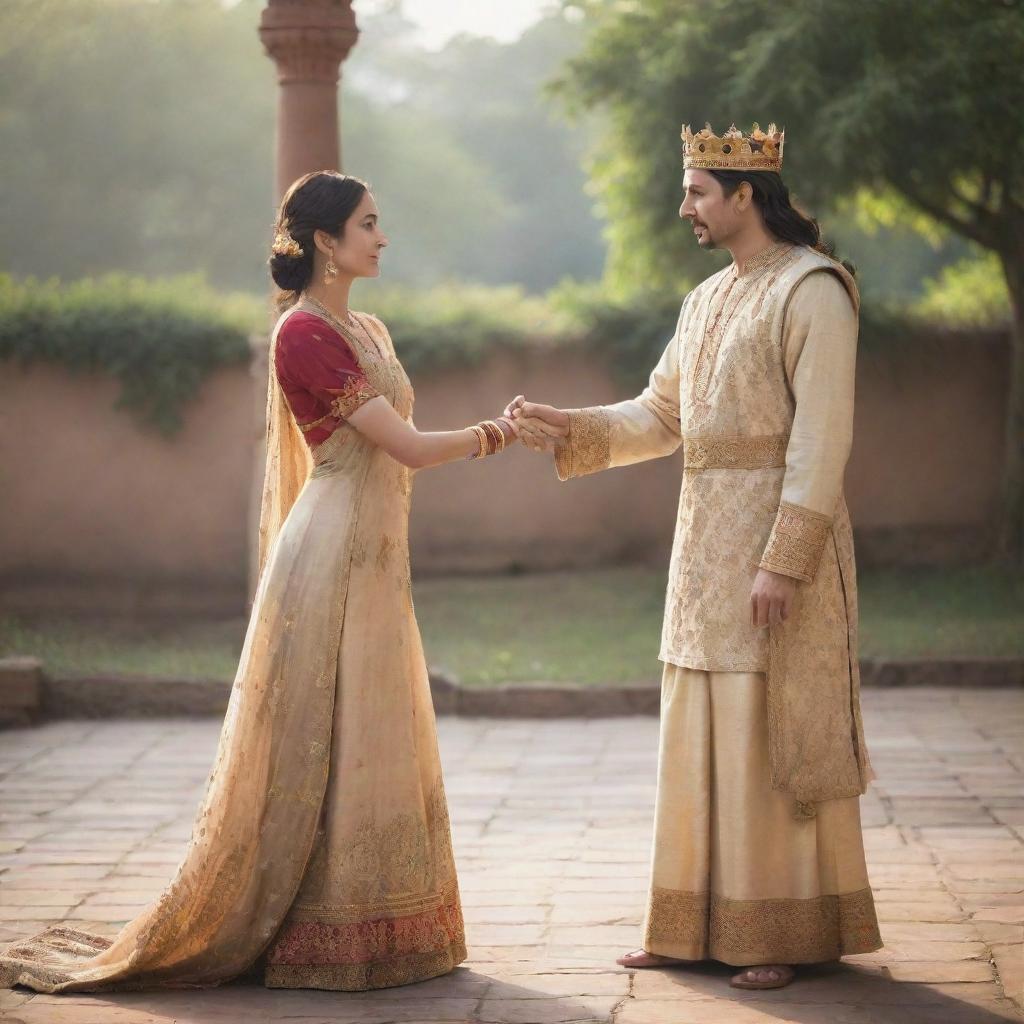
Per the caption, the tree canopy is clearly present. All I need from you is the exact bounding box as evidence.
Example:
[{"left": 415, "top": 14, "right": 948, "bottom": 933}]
[
  {"left": 558, "top": 0, "right": 1024, "bottom": 556},
  {"left": 558, "top": 0, "right": 1023, "bottom": 292}
]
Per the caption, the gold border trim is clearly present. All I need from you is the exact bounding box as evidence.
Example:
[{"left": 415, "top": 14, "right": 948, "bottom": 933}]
[
  {"left": 684, "top": 433, "right": 788, "bottom": 471},
  {"left": 297, "top": 413, "right": 331, "bottom": 434},
  {"left": 644, "top": 886, "right": 881, "bottom": 965},
  {"left": 286, "top": 878, "right": 460, "bottom": 924},
  {"left": 684, "top": 157, "right": 781, "bottom": 171}
]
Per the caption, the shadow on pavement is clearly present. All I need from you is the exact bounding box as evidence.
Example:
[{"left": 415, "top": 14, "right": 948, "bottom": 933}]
[
  {"left": 5, "top": 967, "right": 615, "bottom": 1024},
  {"left": 634, "top": 959, "right": 1022, "bottom": 1024},
  {"left": 7, "top": 962, "right": 1022, "bottom": 1024}
]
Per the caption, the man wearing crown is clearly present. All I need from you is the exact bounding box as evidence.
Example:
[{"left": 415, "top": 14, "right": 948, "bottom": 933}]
[{"left": 508, "top": 122, "right": 882, "bottom": 990}]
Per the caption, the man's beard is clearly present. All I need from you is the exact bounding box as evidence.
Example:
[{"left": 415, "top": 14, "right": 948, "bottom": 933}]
[{"left": 693, "top": 223, "right": 718, "bottom": 249}]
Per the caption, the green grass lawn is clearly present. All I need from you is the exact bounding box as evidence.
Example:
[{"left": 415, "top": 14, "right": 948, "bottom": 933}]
[{"left": 1, "top": 566, "right": 1020, "bottom": 686}]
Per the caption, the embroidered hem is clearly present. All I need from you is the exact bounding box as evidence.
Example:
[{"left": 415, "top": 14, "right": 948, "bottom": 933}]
[
  {"left": 683, "top": 433, "right": 788, "bottom": 471},
  {"left": 643, "top": 886, "right": 881, "bottom": 966},
  {"left": 760, "top": 501, "right": 833, "bottom": 582},
  {"left": 554, "top": 408, "right": 612, "bottom": 481},
  {"left": 658, "top": 649, "right": 768, "bottom": 674},
  {"left": 0, "top": 927, "right": 114, "bottom": 993},
  {"left": 264, "top": 940, "right": 466, "bottom": 992},
  {"left": 265, "top": 882, "right": 465, "bottom": 993}
]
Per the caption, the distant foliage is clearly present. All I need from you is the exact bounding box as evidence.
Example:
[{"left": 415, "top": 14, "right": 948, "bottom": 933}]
[
  {"left": 913, "top": 254, "right": 1012, "bottom": 328},
  {"left": 549, "top": 281, "right": 682, "bottom": 388},
  {"left": 556, "top": 0, "right": 1024, "bottom": 302},
  {"left": 366, "top": 284, "right": 575, "bottom": 374},
  {"left": 0, "top": 275, "right": 262, "bottom": 434},
  {"left": 0, "top": 0, "right": 604, "bottom": 295}
]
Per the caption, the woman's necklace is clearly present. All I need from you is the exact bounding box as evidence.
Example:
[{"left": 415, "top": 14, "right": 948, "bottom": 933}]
[
  {"left": 303, "top": 293, "right": 386, "bottom": 360},
  {"left": 304, "top": 293, "right": 356, "bottom": 331}
]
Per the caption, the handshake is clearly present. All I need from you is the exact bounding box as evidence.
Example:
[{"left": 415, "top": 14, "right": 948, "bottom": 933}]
[{"left": 500, "top": 396, "right": 571, "bottom": 453}]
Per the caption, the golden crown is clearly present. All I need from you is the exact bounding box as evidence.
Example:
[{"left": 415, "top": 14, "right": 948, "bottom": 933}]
[{"left": 682, "top": 122, "right": 784, "bottom": 172}]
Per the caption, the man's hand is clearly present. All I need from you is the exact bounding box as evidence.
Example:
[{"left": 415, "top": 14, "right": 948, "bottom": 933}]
[
  {"left": 503, "top": 396, "right": 570, "bottom": 452},
  {"left": 750, "top": 568, "right": 799, "bottom": 628}
]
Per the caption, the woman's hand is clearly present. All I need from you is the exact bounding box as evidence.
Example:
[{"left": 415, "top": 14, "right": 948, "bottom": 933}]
[
  {"left": 495, "top": 415, "right": 518, "bottom": 447},
  {"left": 750, "top": 568, "right": 799, "bottom": 628}
]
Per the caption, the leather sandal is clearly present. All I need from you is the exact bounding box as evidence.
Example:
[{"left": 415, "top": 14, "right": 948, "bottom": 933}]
[{"left": 615, "top": 949, "right": 682, "bottom": 968}]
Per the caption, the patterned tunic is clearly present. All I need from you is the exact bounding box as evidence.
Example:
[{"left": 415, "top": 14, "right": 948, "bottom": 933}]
[{"left": 555, "top": 243, "right": 873, "bottom": 810}]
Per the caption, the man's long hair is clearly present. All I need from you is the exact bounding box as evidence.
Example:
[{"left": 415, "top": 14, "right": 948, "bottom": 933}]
[{"left": 707, "top": 170, "right": 855, "bottom": 276}]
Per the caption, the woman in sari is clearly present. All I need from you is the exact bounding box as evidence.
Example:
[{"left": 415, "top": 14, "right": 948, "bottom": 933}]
[{"left": 0, "top": 171, "right": 532, "bottom": 994}]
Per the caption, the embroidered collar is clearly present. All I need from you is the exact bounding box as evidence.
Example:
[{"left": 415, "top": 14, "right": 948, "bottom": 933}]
[{"left": 731, "top": 240, "right": 794, "bottom": 279}]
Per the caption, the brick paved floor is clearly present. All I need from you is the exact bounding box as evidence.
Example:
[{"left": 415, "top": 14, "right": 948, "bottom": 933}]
[{"left": 0, "top": 687, "right": 1021, "bottom": 1023}]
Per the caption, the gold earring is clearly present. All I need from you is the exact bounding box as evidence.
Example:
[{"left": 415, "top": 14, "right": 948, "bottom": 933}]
[{"left": 324, "top": 258, "right": 338, "bottom": 285}]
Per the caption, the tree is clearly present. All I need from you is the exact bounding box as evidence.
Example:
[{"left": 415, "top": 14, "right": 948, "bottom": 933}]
[
  {"left": 558, "top": 0, "right": 1024, "bottom": 559},
  {"left": 349, "top": 7, "right": 606, "bottom": 290},
  {"left": 0, "top": 0, "right": 276, "bottom": 291},
  {"left": 0, "top": 0, "right": 606, "bottom": 294}
]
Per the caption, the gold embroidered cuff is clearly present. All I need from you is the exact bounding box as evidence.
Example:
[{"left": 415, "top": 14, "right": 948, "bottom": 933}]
[
  {"left": 760, "top": 500, "right": 833, "bottom": 582},
  {"left": 554, "top": 407, "right": 612, "bottom": 481},
  {"left": 328, "top": 379, "right": 380, "bottom": 420}
]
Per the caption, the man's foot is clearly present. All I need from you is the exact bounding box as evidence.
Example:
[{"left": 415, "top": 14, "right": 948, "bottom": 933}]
[
  {"left": 729, "top": 964, "right": 795, "bottom": 989},
  {"left": 615, "top": 949, "right": 686, "bottom": 968}
]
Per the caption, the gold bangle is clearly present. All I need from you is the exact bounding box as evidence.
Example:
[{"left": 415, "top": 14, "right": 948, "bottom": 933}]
[
  {"left": 479, "top": 420, "right": 498, "bottom": 456},
  {"left": 482, "top": 420, "right": 503, "bottom": 454},
  {"left": 468, "top": 424, "right": 487, "bottom": 459},
  {"left": 488, "top": 419, "right": 507, "bottom": 452}
]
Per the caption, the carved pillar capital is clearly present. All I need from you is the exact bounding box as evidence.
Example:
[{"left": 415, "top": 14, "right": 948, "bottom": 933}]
[{"left": 259, "top": 0, "right": 358, "bottom": 85}]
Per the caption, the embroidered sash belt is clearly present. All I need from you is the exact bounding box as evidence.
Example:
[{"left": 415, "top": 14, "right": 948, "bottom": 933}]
[{"left": 683, "top": 433, "right": 788, "bottom": 471}]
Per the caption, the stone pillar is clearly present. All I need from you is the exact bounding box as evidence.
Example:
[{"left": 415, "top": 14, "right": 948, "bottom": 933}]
[
  {"left": 259, "top": 0, "right": 359, "bottom": 199},
  {"left": 249, "top": 3, "right": 358, "bottom": 602}
]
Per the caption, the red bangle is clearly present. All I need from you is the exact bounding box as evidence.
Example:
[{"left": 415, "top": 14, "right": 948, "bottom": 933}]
[{"left": 495, "top": 417, "right": 515, "bottom": 445}]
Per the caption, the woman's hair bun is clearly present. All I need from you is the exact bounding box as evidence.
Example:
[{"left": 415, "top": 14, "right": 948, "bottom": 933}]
[{"left": 269, "top": 250, "right": 311, "bottom": 293}]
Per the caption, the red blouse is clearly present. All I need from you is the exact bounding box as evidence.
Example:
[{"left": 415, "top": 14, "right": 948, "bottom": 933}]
[{"left": 274, "top": 311, "right": 380, "bottom": 448}]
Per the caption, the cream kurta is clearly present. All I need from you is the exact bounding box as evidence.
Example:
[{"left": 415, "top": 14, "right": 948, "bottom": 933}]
[{"left": 555, "top": 242, "right": 871, "bottom": 812}]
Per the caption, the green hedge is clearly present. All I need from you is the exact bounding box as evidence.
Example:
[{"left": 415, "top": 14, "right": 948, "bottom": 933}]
[
  {"left": 0, "top": 274, "right": 1006, "bottom": 434},
  {"left": 0, "top": 274, "right": 263, "bottom": 434},
  {"left": 547, "top": 281, "right": 682, "bottom": 389},
  {"left": 368, "top": 283, "right": 574, "bottom": 375}
]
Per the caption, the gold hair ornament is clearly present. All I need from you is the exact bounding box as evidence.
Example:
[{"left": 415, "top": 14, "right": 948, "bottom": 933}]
[
  {"left": 682, "top": 122, "right": 784, "bottom": 172},
  {"left": 271, "top": 230, "right": 304, "bottom": 258}
]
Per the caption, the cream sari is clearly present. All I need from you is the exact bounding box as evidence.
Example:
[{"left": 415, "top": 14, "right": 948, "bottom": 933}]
[{"left": 0, "top": 302, "right": 466, "bottom": 993}]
